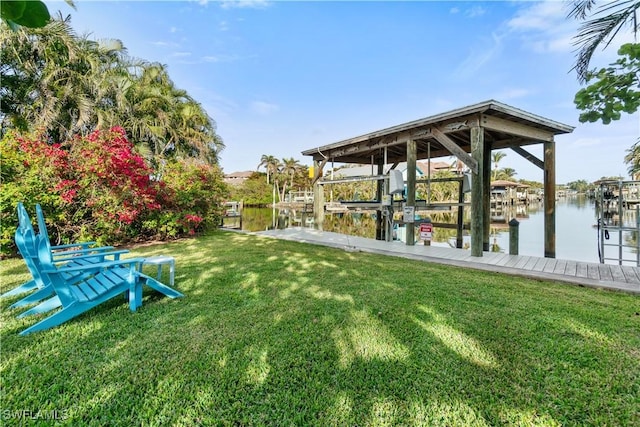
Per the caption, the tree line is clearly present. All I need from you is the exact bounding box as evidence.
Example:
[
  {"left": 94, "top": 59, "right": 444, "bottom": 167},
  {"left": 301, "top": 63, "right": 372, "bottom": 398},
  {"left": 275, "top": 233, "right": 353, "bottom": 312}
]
[
  {"left": 0, "top": 15, "right": 228, "bottom": 254},
  {"left": 1, "top": 15, "right": 224, "bottom": 165}
]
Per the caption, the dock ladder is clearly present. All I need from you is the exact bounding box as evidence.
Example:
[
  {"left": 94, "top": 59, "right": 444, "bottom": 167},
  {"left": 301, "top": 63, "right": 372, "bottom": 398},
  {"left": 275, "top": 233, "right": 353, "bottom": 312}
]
[{"left": 597, "top": 180, "right": 640, "bottom": 266}]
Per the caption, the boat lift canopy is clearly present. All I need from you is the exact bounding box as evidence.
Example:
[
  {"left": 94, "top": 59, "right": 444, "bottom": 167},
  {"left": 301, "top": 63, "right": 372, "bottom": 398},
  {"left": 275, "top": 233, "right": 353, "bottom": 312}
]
[{"left": 301, "top": 100, "right": 574, "bottom": 257}]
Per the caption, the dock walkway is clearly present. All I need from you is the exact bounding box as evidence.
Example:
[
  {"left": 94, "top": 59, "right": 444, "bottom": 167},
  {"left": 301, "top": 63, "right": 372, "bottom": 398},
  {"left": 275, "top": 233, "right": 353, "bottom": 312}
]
[{"left": 255, "top": 227, "right": 640, "bottom": 294}]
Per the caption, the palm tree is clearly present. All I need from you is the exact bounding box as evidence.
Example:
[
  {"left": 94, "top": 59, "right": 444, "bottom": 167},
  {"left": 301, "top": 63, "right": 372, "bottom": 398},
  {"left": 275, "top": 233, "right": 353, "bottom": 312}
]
[
  {"left": 491, "top": 151, "right": 507, "bottom": 180},
  {"left": 495, "top": 168, "right": 517, "bottom": 181},
  {"left": 257, "top": 154, "right": 279, "bottom": 184},
  {"left": 1, "top": 15, "right": 100, "bottom": 138},
  {"left": 282, "top": 157, "right": 301, "bottom": 187},
  {"left": 120, "top": 63, "right": 223, "bottom": 164},
  {"left": 567, "top": 0, "right": 640, "bottom": 82},
  {"left": 1, "top": 16, "right": 224, "bottom": 165},
  {"left": 279, "top": 157, "right": 302, "bottom": 201}
]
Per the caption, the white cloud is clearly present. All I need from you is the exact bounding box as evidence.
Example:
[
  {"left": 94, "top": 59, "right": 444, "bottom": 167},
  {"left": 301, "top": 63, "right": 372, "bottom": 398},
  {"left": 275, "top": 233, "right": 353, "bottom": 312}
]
[
  {"left": 172, "top": 51, "right": 192, "bottom": 58},
  {"left": 507, "top": 0, "right": 567, "bottom": 32},
  {"left": 507, "top": 1, "right": 576, "bottom": 54},
  {"left": 251, "top": 101, "right": 279, "bottom": 115},
  {"left": 220, "top": 0, "right": 271, "bottom": 10},
  {"left": 186, "top": 0, "right": 210, "bottom": 7},
  {"left": 151, "top": 41, "right": 180, "bottom": 48},
  {"left": 506, "top": 0, "right": 636, "bottom": 64},
  {"left": 202, "top": 54, "right": 242, "bottom": 63},
  {"left": 219, "top": 20, "right": 229, "bottom": 31},
  {"left": 454, "top": 31, "right": 505, "bottom": 79},
  {"left": 466, "top": 6, "right": 486, "bottom": 18},
  {"left": 450, "top": 5, "right": 485, "bottom": 18}
]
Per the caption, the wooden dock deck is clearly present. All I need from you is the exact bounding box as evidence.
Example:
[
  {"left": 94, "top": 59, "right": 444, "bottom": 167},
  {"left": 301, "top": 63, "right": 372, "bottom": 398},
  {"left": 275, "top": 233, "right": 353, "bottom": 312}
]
[{"left": 255, "top": 227, "right": 640, "bottom": 294}]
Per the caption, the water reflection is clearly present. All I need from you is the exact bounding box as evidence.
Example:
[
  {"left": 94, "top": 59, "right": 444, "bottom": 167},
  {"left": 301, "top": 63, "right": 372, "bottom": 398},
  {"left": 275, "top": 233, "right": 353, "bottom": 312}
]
[{"left": 238, "top": 196, "right": 638, "bottom": 264}]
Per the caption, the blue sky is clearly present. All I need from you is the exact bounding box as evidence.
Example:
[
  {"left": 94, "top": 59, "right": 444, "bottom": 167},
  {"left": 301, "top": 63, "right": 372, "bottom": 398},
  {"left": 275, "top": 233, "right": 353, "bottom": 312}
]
[{"left": 45, "top": 0, "right": 638, "bottom": 183}]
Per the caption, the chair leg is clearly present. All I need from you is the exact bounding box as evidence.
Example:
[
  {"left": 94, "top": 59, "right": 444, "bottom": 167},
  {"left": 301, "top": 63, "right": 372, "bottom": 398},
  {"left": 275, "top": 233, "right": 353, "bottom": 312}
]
[
  {"left": 16, "top": 296, "right": 62, "bottom": 318},
  {"left": 9, "top": 286, "right": 54, "bottom": 309},
  {"left": 1, "top": 279, "right": 38, "bottom": 298},
  {"left": 19, "top": 303, "right": 85, "bottom": 336},
  {"left": 128, "top": 282, "right": 142, "bottom": 311},
  {"left": 137, "top": 273, "right": 184, "bottom": 298},
  {"left": 19, "top": 285, "right": 131, "bottom": 335}
]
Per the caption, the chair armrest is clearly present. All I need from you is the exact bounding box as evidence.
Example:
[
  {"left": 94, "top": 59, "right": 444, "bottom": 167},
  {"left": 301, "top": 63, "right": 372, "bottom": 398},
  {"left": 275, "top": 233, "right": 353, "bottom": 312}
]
[
  {"left": 53, "top": 250, "right": 130, "bottom": 263},
  {"left": 50, "top": 241, "right": 97, "bottom": 250},
  {"left": 52, "top": 246, "right": 121, "bottom": 258},
  {"left": 44, "top": 257, "right": 146, "bottom": 273}
]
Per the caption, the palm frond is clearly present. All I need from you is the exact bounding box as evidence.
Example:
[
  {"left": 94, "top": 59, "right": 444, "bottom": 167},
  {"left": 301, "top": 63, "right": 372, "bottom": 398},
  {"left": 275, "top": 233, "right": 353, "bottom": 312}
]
[
  {"left": 567, "top": 0, "right": 598, "bottom": 20},
  {"left": 571, "top": 0, "right": 640, "bottom": 82}
]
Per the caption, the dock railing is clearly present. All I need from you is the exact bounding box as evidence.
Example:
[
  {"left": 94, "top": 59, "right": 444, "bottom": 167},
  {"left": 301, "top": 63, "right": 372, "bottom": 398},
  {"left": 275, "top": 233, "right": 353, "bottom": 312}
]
[{"left": 597, "top": 180, "right": 640, "bottom": 266}]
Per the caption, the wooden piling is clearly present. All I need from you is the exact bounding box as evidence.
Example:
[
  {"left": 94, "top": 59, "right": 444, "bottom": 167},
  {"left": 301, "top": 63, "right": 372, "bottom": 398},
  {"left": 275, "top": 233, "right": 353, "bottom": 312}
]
[
  {"left": 471, "top": 126, "right": 484, "bottom": 257},
  {"left": 509, "top": 218, "right": 519, "bottom": 255},
  {"left": 406, "top": 139, "right": 417, "bottom": 246},
  {"left": 544, "top": 140, "right": 556, "bottom": 258}
]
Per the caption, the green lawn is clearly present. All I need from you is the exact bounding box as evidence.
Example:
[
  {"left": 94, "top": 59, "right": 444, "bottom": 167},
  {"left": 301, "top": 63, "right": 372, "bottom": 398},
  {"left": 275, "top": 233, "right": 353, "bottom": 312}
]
[{"left": 1, "top": 231, "right": 639, "bottom": 426}]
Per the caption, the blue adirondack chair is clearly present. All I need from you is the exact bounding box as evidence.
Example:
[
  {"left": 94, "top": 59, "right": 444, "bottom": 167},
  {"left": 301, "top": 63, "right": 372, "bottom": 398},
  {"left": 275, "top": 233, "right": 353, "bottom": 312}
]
[
  {"left": 19, "top": 237, "right": 184, "bottom": 336},
  {"left": 8, "top": 204, "right": 129, "bottom": 313},
  {"left": 1, "top": 203, "right": 122, "bottom": 299}
]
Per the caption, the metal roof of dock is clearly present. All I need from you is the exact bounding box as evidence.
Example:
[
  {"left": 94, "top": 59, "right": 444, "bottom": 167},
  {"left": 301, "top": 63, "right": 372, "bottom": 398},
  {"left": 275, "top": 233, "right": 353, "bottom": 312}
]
[{"left": 301, "top": 100, "right": 574, "bottom": 165}]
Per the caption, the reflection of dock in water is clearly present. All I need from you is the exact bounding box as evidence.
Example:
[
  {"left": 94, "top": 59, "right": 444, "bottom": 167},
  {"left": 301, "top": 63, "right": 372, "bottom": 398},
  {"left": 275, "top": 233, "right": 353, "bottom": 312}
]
[
  {"left": 490, "top": 202, "right": 533, "bottom": 228},
  {"left": 220, "top": 201, "right": 243, "bottom": 229}
]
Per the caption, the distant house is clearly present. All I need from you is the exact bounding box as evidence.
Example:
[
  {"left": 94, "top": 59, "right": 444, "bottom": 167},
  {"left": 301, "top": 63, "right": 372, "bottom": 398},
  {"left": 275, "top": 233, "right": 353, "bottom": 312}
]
[
  {"left": 331, "top": 160, "right": 456, "bottom": 180},
  {"left": 416, "top": 160, "right": 456, "bottom": 176},
  {"left": 491, "top": 180, "right": 530, "bottom": 205},
  {"left": 224, "top": 171, "right": 254, "bottom": 186}
]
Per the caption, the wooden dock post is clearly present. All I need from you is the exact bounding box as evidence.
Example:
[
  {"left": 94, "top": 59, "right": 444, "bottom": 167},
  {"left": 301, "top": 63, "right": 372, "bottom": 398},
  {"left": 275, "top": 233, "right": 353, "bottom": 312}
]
[
  {"left": 313, "top": 182, "right": 324, "bottom": 231},
  {"left": 471, "top": 126, "right": 484, "bottom": 257},
  {"left": 375, "top": 161, "right": 384, "bottom": 240},
  {"left": 509, "top": 218, "right": 519, "bottom": 255},
  {"left": 406, "top": 139, "right": 417, "bottom": 246},
  {"left": 456, "top": 177, "right": 464, "bottom": 249},
  {"left": 544, "top": 140, "right": 556, "bottom": 258},
  {"left": 483, "top": 144, "right": 491, "bottom": 252}
]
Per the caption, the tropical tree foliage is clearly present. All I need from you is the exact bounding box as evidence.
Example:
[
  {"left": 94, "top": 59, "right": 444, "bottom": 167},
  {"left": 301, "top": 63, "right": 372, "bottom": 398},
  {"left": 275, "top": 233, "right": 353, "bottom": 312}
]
[
  {"left": 574, "top": 43, "right": 640, "bottom": 124},
  {"left": 0, "top": 14, "right": 229, "bottom": 254},
  {"left": 229, "top": 172, "right": 273, "bottom": 206},
  {"left": 567, "top": 0, "right": 640, "bottom": 83},
  {"left": 518, "top": 179, "right": 543, "bottom": 191},
  {"left": 416, "top": 171, "right": 461, "bottom": 202},
  {"left": 567, "top": 1, "right": 640, "bottom": 126},
  {"left": 494, "top": 168, "right": 518, "bottom": 181},
  {"left": 624, "top": 138, "right": 640, "bottom": 177},
  {"left": 491, "top": 151, "right": 507, "bottom": 180},
  {"left": 566, "top": 179, "right": 592, "bottom": 192},
  {"left": 0, "top": 128, "right": 227, "bottom": 254},
  {"left": 257, "top": 154, "right": 280, "bottom": 184},
  {"left": 255, "top": 155, "right": 310, "bottom": 202},
  {"left": 0, "top": 16, "right": 224, "bottom": 165},
  {"left": 1, "top": 0, "right": 51, "bottom": 29}
]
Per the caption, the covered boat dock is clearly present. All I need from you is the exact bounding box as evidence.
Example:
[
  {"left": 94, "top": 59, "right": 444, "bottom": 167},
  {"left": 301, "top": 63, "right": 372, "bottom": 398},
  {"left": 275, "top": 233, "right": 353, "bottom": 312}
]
[{"left": 301, "top": 100, "right": 574, "bottom": 258}]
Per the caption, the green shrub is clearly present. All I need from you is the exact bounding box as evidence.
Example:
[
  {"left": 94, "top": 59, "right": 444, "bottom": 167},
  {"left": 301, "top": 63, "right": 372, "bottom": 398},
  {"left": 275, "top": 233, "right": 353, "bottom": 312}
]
[{"left": 0, "top": 128, "right": 228, "bottom": 255}]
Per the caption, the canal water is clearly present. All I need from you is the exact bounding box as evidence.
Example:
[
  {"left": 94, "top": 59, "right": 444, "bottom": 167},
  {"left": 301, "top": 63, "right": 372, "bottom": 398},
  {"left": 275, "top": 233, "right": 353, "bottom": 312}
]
[{"left": 235, "top": 196, "right": 638, "bottom": 265}]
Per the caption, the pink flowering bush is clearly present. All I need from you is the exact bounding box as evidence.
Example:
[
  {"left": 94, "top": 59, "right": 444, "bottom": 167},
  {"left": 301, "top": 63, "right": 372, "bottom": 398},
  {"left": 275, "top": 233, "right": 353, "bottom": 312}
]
[{"left": 0, "top": 128, "right": 228, "bottom": 255}]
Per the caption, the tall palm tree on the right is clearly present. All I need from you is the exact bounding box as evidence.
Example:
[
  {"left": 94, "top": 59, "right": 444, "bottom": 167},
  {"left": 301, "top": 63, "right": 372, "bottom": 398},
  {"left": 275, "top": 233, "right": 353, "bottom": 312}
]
[{"left": 567, "top": 0, "right": 640, "bottom": 82}]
